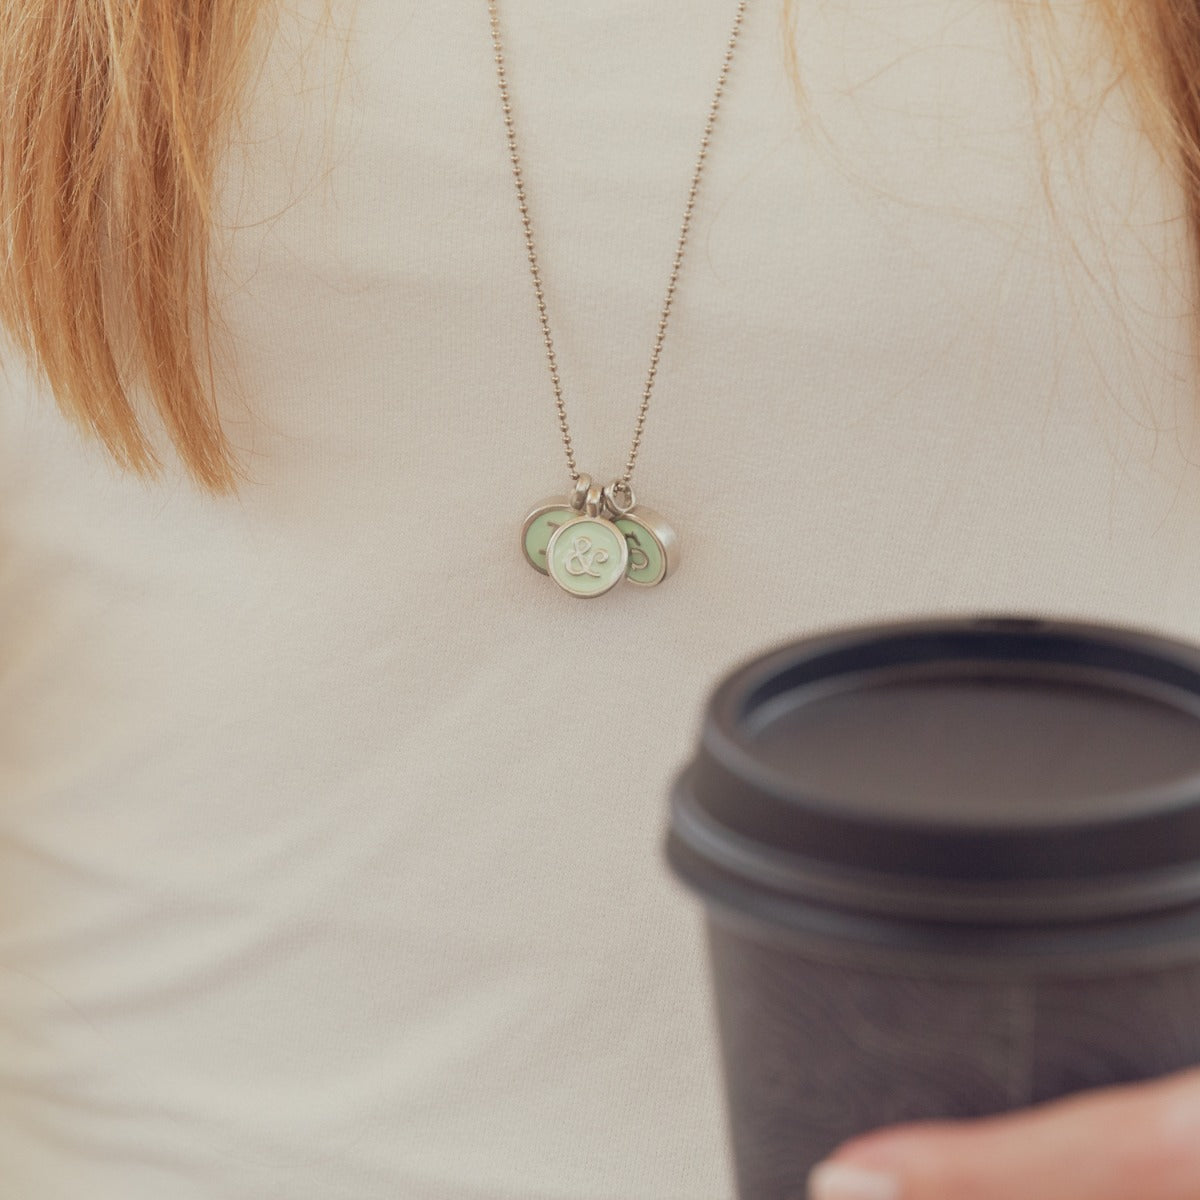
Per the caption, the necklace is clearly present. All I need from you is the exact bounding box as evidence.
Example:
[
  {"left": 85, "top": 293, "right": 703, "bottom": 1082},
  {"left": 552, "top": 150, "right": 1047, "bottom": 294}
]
[{"left": 489, "top": 0, "right": 751, "bottom": 598}]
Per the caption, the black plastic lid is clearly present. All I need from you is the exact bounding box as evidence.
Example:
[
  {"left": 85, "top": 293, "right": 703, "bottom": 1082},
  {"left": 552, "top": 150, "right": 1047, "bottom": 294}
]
[{"left": 666, "top": 615, "right": 1200, "bottom": 968}]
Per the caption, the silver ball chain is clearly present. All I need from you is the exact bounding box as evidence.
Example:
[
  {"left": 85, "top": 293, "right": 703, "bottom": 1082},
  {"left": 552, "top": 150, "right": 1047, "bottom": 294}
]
[{"left": 487, "top": 0, "right": 751, "bottom": 497}]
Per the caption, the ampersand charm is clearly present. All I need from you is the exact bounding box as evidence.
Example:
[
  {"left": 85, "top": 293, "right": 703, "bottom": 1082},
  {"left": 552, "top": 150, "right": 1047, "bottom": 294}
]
[{"left": 543, "top": 480, "right": 629, "bottom": 598}]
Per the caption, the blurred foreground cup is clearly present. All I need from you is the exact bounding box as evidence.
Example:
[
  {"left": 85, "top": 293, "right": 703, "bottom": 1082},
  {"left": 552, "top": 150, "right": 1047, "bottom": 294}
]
[{"left": 666, "top": 615, "right": 1200, "bottom": 1200}]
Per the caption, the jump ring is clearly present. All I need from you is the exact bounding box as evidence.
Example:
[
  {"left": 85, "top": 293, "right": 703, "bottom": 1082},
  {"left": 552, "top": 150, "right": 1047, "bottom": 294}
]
[
  {"left": 603, "top": 480, "right": 636, "bottom": 517},
  {"left": 584, "top": 482, "right": 605, "bottom": 517},
  {"left": 571, "top": 473, "right": 593, "bottom": 511}
]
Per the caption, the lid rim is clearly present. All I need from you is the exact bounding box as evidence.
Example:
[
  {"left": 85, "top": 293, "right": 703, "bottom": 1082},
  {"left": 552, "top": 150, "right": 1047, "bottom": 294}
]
[
  {"left": 678, "top": 614, "right": 1200, "bottom": 895},
  {"left": 671, "top": 764, "right": 1200, "bottom": 924}
]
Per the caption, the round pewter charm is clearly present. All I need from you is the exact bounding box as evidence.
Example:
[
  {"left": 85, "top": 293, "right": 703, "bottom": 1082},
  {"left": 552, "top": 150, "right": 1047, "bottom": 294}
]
[
  {"left": 545, "top": 514, "right": 629, "bottom": 597},
  {"left": 613, "top": 506, "right": 678, "bottom": 587},
  {"left": 521, "top": 497, "right": 577, "bottom": 575}
]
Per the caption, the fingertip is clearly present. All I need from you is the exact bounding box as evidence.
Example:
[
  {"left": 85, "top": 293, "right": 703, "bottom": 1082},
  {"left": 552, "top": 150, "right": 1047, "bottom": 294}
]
[
  {"left": 806, "top": 1160, "right": 901, "bottom": 1200},
  {"left": 813, "top": 1122, "right": 965, "bottom": 1198}
]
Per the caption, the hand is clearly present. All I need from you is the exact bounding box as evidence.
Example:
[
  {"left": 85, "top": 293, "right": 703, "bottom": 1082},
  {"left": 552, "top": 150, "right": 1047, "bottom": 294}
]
[{"left": 806, "top": 1065, "right": 1200, "bottom": 1200}]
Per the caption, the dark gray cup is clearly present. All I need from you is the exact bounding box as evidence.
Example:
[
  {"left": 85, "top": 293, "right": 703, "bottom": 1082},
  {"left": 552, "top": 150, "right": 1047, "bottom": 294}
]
[{"left": 665, "top": 615, "right": 1200, "bottom": 1200}]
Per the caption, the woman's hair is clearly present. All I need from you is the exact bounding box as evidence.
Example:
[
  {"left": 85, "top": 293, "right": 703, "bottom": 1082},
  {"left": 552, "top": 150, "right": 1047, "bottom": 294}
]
[
  {"left": 0, "top": 0, "right": 270, "bottom": 493},
  {"left": 0, "top": 0, "right": 1196, "bottom": 495}
]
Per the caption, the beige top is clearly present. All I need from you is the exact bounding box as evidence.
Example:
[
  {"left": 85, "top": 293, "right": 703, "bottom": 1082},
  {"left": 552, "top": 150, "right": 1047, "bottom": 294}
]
[{"left": 1, "top": 2, "right": 1198, "bottom": 1197}]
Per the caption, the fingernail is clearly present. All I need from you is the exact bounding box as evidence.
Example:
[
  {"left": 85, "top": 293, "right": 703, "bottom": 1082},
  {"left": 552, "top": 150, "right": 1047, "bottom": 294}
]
[{"left": 806, "top": 1160, "right": 901, "bottom": 1200}]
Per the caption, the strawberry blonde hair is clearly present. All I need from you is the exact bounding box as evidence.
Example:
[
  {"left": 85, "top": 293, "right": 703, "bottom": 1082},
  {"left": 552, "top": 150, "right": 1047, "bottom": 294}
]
[{"left": 0, "top": 0, "right": 1196, "bottom": 494}]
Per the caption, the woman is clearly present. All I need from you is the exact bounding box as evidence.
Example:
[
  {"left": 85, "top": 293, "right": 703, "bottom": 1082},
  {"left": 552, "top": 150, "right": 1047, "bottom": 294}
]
[{"left": 1, "top": 2, "right": 1198, "bottom": 1198}]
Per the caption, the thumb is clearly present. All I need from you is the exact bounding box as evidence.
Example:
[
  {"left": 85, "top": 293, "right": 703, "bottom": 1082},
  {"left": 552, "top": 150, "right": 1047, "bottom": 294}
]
[{"left": 806, "top": 1066, "right": 1200, "bottom": 1200}]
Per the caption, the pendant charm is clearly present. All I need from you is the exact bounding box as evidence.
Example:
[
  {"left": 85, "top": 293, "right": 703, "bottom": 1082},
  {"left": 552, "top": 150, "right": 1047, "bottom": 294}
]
[
  {"left": 520, "top": 496, "right": 577, "bottom": 575},
  {"left": 602, "top": 481, "right": 679, "bottom": 588},
  {"left": 613, "top": 506, "right": 678, "bottom": 587},
  {"left": 545, "top": 481, "right": 629, "bottom": 598}
]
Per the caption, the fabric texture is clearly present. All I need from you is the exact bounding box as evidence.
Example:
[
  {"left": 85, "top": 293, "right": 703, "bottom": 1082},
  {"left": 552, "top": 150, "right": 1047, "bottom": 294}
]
[{"left": 2, "top": 1, "right": 1199, "bottom": 1197}]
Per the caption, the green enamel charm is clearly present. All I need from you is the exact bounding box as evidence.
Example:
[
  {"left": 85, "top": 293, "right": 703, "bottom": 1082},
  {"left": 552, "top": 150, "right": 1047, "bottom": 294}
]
[
  {"left": 521, "top": 496, "right": 577, "bottom": 575},
  {"left": 614, "top": 506, "right": 677, "bottom": 587},
  {"left": 545, "top": 514, "right": 629, "bottom": 598}
]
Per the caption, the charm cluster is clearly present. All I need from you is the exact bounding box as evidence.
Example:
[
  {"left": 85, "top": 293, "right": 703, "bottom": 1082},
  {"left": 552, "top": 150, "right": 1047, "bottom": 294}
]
[{"left": 521, "top": 475, "right": 679, "bottom": 598}]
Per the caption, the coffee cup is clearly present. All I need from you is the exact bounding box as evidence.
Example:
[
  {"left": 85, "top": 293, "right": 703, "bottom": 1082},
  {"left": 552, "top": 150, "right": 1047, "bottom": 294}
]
[{"left": 666, "top": 615, "right": 1200, "bottom": 1199}]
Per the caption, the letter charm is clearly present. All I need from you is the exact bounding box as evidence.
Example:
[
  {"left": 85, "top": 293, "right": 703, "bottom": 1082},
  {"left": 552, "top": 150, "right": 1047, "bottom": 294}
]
[
  {"left": 520, "top": 496, "right": 578, "bottom": 575},
  {"left": 613, "top": 506, "right": 678, "bottom": 587}
]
